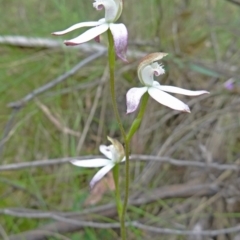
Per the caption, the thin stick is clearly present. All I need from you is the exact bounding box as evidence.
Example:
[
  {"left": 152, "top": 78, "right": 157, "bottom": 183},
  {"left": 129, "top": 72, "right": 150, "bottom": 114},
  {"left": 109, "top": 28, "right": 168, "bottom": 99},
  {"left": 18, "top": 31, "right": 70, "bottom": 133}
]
[
  {"left": 131, "top": 222, "right": 240, "bottom": 236},
  {"left": 8, "top": 220, "right": 240, "bottom": 240},
  {"left": 7, "top": 51, "right": 105, "bottom": 109},
  {"left": 0, "top": 35, "right": 145, "bottom": 58},
  {"left": 0, "top": 35, "right": 106, "bottom": 52},
  {"left": 4, "top": 212, "right": 240, "bottom": 237},
  {"left": 0, "top": 155, "right": 239, "bottom": 172}
]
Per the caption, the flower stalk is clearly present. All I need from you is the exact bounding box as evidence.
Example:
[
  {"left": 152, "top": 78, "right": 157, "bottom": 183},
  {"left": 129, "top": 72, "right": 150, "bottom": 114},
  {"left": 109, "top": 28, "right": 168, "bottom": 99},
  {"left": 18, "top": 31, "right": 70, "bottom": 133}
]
[
  {"left": 112, "top": 164, "right": 122, "bottom": 218},
  {"left": 107, "top": 29, "right": 127, "bottom": 240},
  {"left": 107, "top": 30, "right": 151, "bottom": 240},
  {"left": 107, "top": 29, "right": 126, "bottom": 140},
  {"left": 126, "top": 93, "right": 149, "bottom": 141}
]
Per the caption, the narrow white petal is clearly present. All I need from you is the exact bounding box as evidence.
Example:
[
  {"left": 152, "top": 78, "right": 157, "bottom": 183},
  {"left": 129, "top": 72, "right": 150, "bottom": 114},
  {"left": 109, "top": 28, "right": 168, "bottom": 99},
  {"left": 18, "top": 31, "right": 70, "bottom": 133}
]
[
  {"left": 90, "top": 164, "right": 115, "bottom": 188},
  {"left": 52, "top": 21, "right": 101, "bottom": 35},
  {"left": 148, "top": 87, "right": 190, "bottom": 113},
  {"left": 126, "top": 87, "right": 148, "bottom": 114},
  {"left": 110, "top": 23, "right": 128, "bottom": 62},
  {"left": 157, "top": 85, "right": 209, "bottom": 96},
  {"left": 99, "top": 145, "right": 112, "bottom": 159},
  {"left": 70, "top": 159, "right": 110, "bottom": 168},
  {"left": 64, "top": 24, "right": 109, "bottom": 46}
]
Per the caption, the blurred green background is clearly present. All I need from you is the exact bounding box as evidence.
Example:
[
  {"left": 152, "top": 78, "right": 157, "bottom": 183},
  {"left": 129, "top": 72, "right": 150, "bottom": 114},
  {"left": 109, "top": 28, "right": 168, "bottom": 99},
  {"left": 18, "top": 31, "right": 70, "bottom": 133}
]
[{"left": 0, "top": 0, "right": 240, "bottom": 239}]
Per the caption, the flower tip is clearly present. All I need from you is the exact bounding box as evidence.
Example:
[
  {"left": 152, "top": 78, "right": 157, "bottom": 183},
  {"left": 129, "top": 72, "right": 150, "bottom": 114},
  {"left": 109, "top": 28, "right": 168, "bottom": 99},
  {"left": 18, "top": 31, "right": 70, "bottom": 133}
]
[
  {"left": 64, "top": 40, "right": 78, "bottom": 46},
  {"left": 126, "top": 109, "right": 133, "bottom": 114},
  {"left": 126, "top": 105, "right": 136, "bottom": 114},
  {"left": 116, "top": 52, "right": 128, "bottom": 63},
  {"left": 89, "top": 181, "right": 95, "bottom": 189},
  {"left": 70, "top": 160, "right": 76, "bottom": 165},
  {"left": 183, "top": 105, "right": 191, "bottom": 113},
  {"left": 52, "top": 31, "right": 63, "bottom": 36}
]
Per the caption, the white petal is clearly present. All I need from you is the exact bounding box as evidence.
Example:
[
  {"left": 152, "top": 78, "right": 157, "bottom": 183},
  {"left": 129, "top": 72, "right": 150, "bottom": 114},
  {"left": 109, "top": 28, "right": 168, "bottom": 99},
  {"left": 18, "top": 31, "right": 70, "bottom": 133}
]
[
  {"left": 152, "top": 81, "right": 161, "bottom": 87},
  {"left": 71, "top": 159, "right": 110, "bottom": 168},
  {"left": 99, "top": 145, "right": 112, "bottom": 159},
  {"left": 52, "top": 21, "right": 101, "bottom": 35},
  {"left": 90, "top": 164, "right": 114, "bottom": 188},
  {"left": 126, "top": 87, "right": 148, "bottom": 114},
  {"left": 64, "top": 24, "right": 109, "bottom": 46},
  {"left": 148, "top": 87, "right": 190, "bottom": 113},
  {"left": 110, "top": 23, "right": 128, "bottom": 62},
  {"left": 157, "top": 85, "right": 209, "bottom": 96}
]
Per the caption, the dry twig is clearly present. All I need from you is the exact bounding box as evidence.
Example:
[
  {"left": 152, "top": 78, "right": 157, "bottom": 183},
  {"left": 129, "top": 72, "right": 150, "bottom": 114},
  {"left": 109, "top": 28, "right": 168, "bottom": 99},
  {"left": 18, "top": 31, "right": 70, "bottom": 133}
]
[
  {"left": 4, "top": 183, "right": 220, "bottom": 240},
  {"left": 36, "top": 100, "right": 81, "bottom": 137},
  {"left": 7, "top": 51, "right": 105, "bottom": 109},
  {"left": 0, "top": 154, "right": 239, "bottom": 172}
]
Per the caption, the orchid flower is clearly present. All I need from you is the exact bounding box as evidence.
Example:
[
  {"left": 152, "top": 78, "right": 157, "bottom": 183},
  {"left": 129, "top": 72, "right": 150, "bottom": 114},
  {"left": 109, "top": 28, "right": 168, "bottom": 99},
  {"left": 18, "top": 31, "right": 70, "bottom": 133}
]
[
  {"left": 71, "top": 137, "right": 125, "bottom": 188},
  {"left": 126, "top": 53, "right": 209, "bottom": 113},
  {"left": 224, "top": 78, "right": 235, "bottom": 91},
  {"left": 52, "top": 0, "right": 128, "bottom": 62}
]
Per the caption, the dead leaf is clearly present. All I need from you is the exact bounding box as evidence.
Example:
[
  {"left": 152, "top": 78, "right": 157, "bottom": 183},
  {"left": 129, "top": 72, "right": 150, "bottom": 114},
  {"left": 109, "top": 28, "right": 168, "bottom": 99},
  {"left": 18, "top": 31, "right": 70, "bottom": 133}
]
[{"left": 84, "top": 172, "right": 115, "bottom": 206}]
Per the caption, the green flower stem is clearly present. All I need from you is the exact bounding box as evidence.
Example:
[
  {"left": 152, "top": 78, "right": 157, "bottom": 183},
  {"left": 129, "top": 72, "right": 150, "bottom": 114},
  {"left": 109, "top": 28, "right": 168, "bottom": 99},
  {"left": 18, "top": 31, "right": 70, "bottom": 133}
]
[
  {"left": 107, "top": 29, "right": 149, "bottom": 240},
  {"left": 126, "top": 93, "right": 149, "bottom": 141},
  {"left": 107, "top": 29, "right": 126, "bottom": 140},
  {"left": 107, "top": 29, "right": 127, "bottom": 240},
  {"left": 121, "top": 93, "right": 149, "bottom": 233},
  {"left": 112, "top": 164, "right": 122, "bottom": 218}
]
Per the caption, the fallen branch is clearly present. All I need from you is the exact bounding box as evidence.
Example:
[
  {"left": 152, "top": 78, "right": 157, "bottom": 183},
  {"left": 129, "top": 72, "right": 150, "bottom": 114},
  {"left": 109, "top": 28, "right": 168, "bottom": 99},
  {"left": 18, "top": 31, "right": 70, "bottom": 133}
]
[
  {"left": 0, "top": 35, "right": 145, "bottom": 58},
  {"left": 132, "top": 222, "right": 240, "bottom": 237},
  {"left": 5, "top": 184, "right": 240, "bottom": 240},
  {"left": 7, "top": 51, "right": 105, "bottom": 109},
  {"left": 0, "top": 35, "right": 105, "bottom": 52},
  {"left": 8, "top": 221, "right": 240, "bottom": 240},
  {"left": 0, "top": 154, "right": 239, "bottom": 172},
  {"left": 5, "top": 183, "right": 219, "bottom": 240},
  {"left": 36, "top": 100, "right": 81, "bottom": 137}
]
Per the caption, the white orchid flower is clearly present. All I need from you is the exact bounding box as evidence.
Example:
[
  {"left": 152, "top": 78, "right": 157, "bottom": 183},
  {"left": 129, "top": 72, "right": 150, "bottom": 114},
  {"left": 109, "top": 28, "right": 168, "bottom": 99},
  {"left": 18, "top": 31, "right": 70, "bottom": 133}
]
[
  {"left": 71, "top": 137, "right": 125, "bottom": 188},
  {"left": 52, "top": 0, "right": 128, "bottom": 62},
  {"left": 126, "top": 52, "right": 209, "bottom": 113}
]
